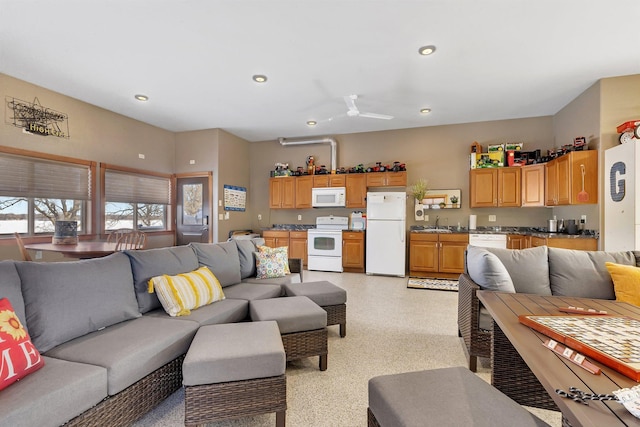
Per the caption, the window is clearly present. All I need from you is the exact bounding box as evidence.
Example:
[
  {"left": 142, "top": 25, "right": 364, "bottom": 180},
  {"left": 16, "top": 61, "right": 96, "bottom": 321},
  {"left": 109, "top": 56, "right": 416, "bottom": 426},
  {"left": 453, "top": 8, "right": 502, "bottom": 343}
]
[
  {"left": 102, "top": 164, "right": 172, "bottom": 232},
  {"left": 0, "top": 147, "right": 95, "bottom": 235}
]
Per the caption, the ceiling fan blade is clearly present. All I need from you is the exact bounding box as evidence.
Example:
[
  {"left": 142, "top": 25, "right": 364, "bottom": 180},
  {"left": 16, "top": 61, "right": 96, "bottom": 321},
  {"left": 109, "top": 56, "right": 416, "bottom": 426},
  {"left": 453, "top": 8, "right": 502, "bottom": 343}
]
[
  {"left": 343, "top": 95, "right": 359, "bottom": 113},
  {"left": 358, "top": 112, "right": 394, "bottom": 120}
]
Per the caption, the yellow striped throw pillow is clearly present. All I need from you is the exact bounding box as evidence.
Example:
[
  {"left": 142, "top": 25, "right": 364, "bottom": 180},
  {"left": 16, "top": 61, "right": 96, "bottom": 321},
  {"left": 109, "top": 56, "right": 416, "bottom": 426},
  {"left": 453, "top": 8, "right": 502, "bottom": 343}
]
[{"left": 148, "top": 266, "right": 225, "bottom": 317}]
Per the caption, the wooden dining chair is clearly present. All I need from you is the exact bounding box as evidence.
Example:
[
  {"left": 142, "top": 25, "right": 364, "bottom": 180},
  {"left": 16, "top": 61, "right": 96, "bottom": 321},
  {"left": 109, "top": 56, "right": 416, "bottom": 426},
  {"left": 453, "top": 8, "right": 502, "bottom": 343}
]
[
  {"left": 115, "top": 231, "right": 147, "bottom": 251},
  {"left": 106, "top": 228, "right": 134, "bottom": 244},
  {"left": 14, "top": 232, "right": 33, "bottom": 261}
]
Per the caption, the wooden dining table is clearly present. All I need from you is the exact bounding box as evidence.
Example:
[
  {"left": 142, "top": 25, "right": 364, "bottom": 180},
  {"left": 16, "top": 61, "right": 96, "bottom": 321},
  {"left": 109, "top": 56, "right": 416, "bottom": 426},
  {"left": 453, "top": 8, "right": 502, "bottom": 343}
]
[
  {"left": 477, "top": 291, "right": 640, "bottom": 427},
  {"left": 24, "top": 241, "right": 118, "bottom": 259}
]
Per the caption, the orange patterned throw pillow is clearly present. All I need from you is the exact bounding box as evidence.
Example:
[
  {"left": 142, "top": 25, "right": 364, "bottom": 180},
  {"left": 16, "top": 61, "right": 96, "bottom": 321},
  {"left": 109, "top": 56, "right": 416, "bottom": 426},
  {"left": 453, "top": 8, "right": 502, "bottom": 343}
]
[{"left": 0, "top": 298, "right": 45, "bottom": 391}]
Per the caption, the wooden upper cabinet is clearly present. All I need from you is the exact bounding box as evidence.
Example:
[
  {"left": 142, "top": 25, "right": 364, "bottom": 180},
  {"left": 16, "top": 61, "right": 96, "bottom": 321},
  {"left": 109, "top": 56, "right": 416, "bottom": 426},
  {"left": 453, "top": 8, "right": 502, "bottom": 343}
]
[
  {"left": 497, "top": 167, "right": 521, "bottom": 207},
  {"left": 313, "top": 174, "right": 346, "bottom": 188},
  {"left": 521, "top": 164, "right": 545, "bottom": 207},
  {"left": 470, "top": 169, "right": 498, "bottom": 207},
  {"left": 366, "top": 171, "right": 407, "bottom": 187},
  {"left": 269, "top": 177, "right": 295, "bottom": 209},
  {"left": 545, "top": 151, "right": 598, "bottom": 206},
  {"left": 345, "top": 174, "right": 367, "bottom": 208},
  {"left": 295, "top": 175, "right": 313, "bottom": 209}
]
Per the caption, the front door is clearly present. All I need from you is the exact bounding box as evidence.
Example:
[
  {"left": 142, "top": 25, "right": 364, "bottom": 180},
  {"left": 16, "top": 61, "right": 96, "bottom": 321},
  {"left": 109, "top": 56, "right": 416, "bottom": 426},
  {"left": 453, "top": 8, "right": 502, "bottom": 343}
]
[{"left": 176, "top": 175, "right": 211, "bottom": 246}]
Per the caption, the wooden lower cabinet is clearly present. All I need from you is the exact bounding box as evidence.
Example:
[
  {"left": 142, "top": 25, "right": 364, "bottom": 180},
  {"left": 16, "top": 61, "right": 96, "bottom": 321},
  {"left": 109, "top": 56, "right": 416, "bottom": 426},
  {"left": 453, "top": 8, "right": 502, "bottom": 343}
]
[
  {"left": 528, "top": 235, "right": 597, "bottom": 251},
  {"left": 409, "top": 233, "right": 468, "bottom": 279},
  {"left": 262, "top": 230, "right": 308, "bottom": 266},
  {"left": 262, "top": 230, "right": 289, "bottom": 248},
  {"left": 342, "top": 231, "right": 365, "bottom": 273},
  {"left": 507, "top": 234, "right": 527, "bottom": 249}
]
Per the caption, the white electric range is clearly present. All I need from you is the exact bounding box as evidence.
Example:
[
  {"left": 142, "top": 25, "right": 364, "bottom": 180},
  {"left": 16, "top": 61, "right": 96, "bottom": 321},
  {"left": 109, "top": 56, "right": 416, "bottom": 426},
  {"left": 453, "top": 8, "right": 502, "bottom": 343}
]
[{"left": 307, "top": 216, "right": 349, "bottom": 272}]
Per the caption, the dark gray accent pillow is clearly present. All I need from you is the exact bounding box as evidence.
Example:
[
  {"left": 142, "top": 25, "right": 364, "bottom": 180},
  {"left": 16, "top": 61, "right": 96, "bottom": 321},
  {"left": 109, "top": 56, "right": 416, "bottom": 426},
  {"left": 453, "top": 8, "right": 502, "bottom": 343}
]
[
  {"left": 235, "top": 240, "right": 258, "bottom": 279},
  {"left": 125, "top": 245, "right": 199, "bottom": 313},
  {"left": 0, "top": 260, "right": 27, "bottom": 329},
  {"left": 548, "top": 247, "right": 635, "bottom": 299},
  {"left": 466, "top": 245, "right": 515, "bottom": 293},
  {"left": 190, "top": 241, "right": 242, "bottom": 287},
  {"left": 16, "top": 252, "right": 140, "bottom": 353},
  {"left": 485, "top": 246, "right": 551, "bottom": 295}
]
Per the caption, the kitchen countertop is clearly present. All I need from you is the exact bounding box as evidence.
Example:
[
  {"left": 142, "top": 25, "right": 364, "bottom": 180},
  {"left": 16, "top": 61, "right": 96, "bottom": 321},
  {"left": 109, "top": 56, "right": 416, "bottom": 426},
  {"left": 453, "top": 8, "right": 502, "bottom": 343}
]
[{"left": 410, "top": 225, "right": 599, "bottom": 239}]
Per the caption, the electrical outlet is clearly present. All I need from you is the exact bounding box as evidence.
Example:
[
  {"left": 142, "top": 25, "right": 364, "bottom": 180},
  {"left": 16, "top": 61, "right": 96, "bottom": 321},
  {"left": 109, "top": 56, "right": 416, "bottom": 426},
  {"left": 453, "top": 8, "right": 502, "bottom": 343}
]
[
  {"left": 488, "top": 215, "right": 497, "bottom": 222},
  {"left": 425, "top": 215, "right": 429, "bottom": 222},
  {"left": 581, "top": 214, "right": 587, "bottom": 223},
  {"left": 258, "top": 214, "right": 262, "bottom": 221},
  {"left": 218, "top": 214, "right": 224, "bottom": 221},
  {"left": 297, "top": 215, "right": 302, "bottom": 221},
  {"left": 35, "top": 251, "right": 42, "bottom": 260},
  {"left": 224, "top": 211, "right": 230, "bottom": 220}
]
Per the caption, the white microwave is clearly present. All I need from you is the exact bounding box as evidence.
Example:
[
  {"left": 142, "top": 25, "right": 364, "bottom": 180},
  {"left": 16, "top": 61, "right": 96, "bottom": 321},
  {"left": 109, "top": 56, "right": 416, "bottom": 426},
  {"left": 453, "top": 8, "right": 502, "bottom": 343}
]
[{"left": 312, "top": 187, "right": 346, "bottom": 208}]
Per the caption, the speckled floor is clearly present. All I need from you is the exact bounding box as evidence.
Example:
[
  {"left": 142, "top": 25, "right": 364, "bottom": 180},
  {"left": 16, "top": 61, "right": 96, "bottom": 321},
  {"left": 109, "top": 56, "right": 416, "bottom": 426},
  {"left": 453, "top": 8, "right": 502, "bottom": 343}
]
[{"left": 133, "top": 271, "right": 562, "bottom": 427}]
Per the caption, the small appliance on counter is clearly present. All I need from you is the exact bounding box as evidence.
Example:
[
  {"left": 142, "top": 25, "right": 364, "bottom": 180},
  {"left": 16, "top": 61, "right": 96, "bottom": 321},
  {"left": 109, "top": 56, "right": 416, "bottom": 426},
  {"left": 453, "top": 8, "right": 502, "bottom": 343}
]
[{"left": 349, "top": 212, "right": 366, "bottom": 230}]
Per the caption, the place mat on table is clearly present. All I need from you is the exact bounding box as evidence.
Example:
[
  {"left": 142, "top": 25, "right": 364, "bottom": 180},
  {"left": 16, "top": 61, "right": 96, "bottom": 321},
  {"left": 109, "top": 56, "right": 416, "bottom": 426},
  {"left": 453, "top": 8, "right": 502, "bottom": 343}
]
[{"left": 407, "top": 277, "right": 458, "bottom": 292}]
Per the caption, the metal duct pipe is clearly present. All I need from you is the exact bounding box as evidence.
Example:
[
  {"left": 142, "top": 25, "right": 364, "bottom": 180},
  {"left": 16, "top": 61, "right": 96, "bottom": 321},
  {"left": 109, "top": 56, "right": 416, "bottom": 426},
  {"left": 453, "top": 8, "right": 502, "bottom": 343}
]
[{"left": 278, "top": 136, "right": 337, "bottom": 173}]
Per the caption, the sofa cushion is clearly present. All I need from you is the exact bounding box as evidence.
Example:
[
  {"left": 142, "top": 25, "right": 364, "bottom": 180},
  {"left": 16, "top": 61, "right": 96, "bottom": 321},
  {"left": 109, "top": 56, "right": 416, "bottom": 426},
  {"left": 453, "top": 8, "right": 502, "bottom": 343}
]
[
  {"left": 235, "top": 239, "right": 261, "bottom": 279},
  {"left": 242, "top": 274, "right": 302, "bottom": 287},
  {"left": 190, "top": 242, "right": 242, "bottom": 287},
  {"left": 222, "top": 282, "right": 283, "bottom": 301},
  {"left": 0, "top": 298, "right": 45, "bottom": 391},
  {"left": 45, "top": 316, "right": 198, "bottom": 395},
  {"left": 484, "top": 246, "right": 551, "bottom": 295},
  {"left": 126, "top": 245, "right": 199, "bottom": 313},
  {"left": 149, "top": 266, "right": 225, "bottom": 317},
  {"left": 16, "top": 253, "right": 141, "bottom": 353},
  {"left": 548, "top": 248, "right": 636, "bottom": 299},
  {"left": 605, "top": 262, "right": 640, "bottom": 307},
  {"left": 0, "top": 260, "right": 26, "bottom": 328},
  {"left": 255, "top": 250, "right": 287, "bottom": 279},
  {"left": 143, "top": 298, "right": 249, "bottom": 326},
  {"left": 0, "top": 356, "right": 107, "bottom": 427},
  {"left": 466, "top": 245, "right": 515, "bottom": 293}
]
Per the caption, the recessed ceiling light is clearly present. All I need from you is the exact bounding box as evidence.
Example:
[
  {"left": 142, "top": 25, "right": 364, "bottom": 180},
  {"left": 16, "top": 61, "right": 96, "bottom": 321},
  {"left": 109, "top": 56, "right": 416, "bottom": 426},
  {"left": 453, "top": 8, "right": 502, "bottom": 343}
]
[
  {"left": 252, "top": 74, "right": 268, "bottom": 83},
  {"left": 134, "top": 94, "right": 149, "bottom": 101},
  {"left": 306, "top": 120, "right": 317, "bottom": 126},
  {"left": 420, "top": 108, "right": 432, "bottom": 114},
  {"left": 418, "top": 45, "right": 436, "bottom": 56}
]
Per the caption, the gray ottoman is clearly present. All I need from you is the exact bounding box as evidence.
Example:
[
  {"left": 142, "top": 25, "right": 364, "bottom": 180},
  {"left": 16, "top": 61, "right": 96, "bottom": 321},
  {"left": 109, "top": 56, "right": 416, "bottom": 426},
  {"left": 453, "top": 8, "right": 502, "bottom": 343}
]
[
  {"left": 283, "top": 280, "right": 347, "bottom": 337},
  {"left": 183, "top": 321, "right": 286, "bottom": 427},
  {"left": 368, "top": 367, "right": 550, "bottom": 427},
  {"left": 250, "top": 296, "right": 328, "bottom": 371}
]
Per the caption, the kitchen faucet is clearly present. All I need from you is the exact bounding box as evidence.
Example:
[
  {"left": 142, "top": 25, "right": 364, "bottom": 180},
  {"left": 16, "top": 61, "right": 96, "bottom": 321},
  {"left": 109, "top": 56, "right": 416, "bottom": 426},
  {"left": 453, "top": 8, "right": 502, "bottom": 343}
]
[{"left": 435, "top": 216, "right": 439, "bottom": 228}]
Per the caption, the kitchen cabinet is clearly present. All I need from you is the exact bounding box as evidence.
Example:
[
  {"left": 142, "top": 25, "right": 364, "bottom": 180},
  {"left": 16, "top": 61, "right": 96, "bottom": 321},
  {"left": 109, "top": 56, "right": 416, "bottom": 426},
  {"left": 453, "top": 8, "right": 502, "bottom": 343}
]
[
  {"left": 469, "top": 168, "right": 521, "bottom": 208},
  {"left": 289, "top": 231, "right": 308, "bottom": 266},
  {"left": 530, "top": 236, "right": 547, "bottom": 248},
  {"left": 409, "top": 232, "right": 468, "bottom": 279},
  {"left": 294, "top": 175, "right": 313, "bottom": 209},
  {"left": 263, "top": 230, "right": 308, "bottom": 265},
  {"left": 269, "top": 177, "right": 295, "bottom": 209},
  {"left": 548, "top": 237, "right": 598, "bottom": 251},
  {"left": 342, "top": 231, "right": 365, "bottom": 273},
  {"left": 366, "top": 171, "right": 407, "bottom": 187},
  {"left": 521, "top": 164, "right": 545, "bottom": 207},
  {"left": 507, "top": 234, "right": 527, "bottom": 249},
  {"left": 313, "top": 174, "right": 346, "bottom": 188},
  {"left": 545, "top": 151, "right": 598, "bottom": 206},
  {"left": 345, "top": 174, "right": 367, "bottom": 208}
]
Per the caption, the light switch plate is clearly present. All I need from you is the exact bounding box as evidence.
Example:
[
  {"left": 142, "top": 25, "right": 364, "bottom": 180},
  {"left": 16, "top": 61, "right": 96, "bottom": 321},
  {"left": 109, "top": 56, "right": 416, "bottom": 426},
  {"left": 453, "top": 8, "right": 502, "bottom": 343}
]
[{"left": 488, "top": 215, "right": 497, "bottom": 222}]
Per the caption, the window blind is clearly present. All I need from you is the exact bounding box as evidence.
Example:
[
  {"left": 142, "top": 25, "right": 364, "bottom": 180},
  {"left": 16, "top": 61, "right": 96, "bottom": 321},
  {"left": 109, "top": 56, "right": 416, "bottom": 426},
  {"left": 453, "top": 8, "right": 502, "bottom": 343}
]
[
  {"left": 105, "top": 169, "right": 171, "bottom": 205},
  {"left": 0, "top": 153, "right": 91, "bottom": 200}
]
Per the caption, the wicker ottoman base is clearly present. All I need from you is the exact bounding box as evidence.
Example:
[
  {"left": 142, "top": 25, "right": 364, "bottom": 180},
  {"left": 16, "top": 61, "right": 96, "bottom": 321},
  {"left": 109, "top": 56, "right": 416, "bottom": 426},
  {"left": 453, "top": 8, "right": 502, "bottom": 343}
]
[
  {"left": 184, "top": 375, "right": 286, "bottom": 427},
  {"left": 282, "top": 328, "right": 328, "bottom": 371},
  {"left": 324, "top": 303, "right": 346, "bottom": 337}
]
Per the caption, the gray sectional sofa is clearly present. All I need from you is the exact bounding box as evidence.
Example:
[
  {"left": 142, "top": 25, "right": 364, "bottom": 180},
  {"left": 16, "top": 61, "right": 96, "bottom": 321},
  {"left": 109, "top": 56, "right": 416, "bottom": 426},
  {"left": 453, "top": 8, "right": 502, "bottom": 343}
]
[
  {"left": 0, "top": 238, "right": 303, "bottom": 427},
  {"left": 458, "top": 244, "right": 640, "bottom": 371}
]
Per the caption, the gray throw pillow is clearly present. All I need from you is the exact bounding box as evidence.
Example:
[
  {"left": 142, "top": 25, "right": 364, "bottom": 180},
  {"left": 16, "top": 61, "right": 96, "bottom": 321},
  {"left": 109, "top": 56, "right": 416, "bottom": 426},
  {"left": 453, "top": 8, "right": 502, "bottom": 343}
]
[
  {"left": 235, "top": 239, "right": 258, "bottom": 279},
  {"left": 16, "top": 252, "right": 140, "bottom": 353},
  {"left": 485, "top": 246, "right": 551, "bottom": 295},
  {"left": 125, "top": 245, "right": 199, "bottom": 313},
  {"left": 190, "top": 241, "right": 242, "bottom": 287},
  {"left": 548, "top": 247, "right": 636, "bottom": 299},
  {"left": 0, "top": 260, "right": 27, "bottom": 329},
  {"left": 466, "top": 245, "right": 515, "bottom": 293}
]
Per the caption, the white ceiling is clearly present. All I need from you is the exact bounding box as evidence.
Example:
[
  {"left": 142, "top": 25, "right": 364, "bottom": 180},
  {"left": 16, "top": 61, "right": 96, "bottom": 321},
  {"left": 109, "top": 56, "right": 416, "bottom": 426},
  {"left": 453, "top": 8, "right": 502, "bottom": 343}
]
[{"left": 1, "top": 1, "right": 639, "bottom": 142}]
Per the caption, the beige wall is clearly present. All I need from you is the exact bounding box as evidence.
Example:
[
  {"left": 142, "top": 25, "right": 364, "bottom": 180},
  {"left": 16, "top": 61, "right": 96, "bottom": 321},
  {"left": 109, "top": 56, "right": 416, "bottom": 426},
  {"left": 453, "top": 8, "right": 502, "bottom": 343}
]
[{"left": 249, "top": 116, "right": 557, "bottom": 231}]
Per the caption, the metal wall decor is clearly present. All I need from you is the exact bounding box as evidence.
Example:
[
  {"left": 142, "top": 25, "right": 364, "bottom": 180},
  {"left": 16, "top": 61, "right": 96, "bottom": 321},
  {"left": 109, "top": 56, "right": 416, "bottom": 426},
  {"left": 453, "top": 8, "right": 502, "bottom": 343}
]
[{"left": 5, "top": 96, "right": 70, "bottom": 138}]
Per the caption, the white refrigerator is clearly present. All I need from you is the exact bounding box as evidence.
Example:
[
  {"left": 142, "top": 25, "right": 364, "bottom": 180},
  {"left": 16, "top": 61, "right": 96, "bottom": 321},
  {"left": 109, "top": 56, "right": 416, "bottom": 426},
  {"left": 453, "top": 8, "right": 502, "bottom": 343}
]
[
  {"left": 604, "top": 142, "right": 640, "bottom": 251},
  {"left": 366, "top": 191, "right": 407, "bottom": 276}
]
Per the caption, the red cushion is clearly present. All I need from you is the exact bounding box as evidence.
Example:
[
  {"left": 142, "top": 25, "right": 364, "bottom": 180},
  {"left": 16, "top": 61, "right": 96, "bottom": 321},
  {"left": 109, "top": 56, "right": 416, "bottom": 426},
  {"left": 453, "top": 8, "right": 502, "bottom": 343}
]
[{"left": 0, "top": 298, "right": 44, "bottom": 391}]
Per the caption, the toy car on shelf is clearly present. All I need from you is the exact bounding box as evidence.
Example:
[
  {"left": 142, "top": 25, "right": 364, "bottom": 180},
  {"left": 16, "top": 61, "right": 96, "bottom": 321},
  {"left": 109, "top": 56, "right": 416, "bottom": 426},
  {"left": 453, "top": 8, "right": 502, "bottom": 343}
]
[{"left": 616, "top": 120, "right": 640, "bottom": 144}]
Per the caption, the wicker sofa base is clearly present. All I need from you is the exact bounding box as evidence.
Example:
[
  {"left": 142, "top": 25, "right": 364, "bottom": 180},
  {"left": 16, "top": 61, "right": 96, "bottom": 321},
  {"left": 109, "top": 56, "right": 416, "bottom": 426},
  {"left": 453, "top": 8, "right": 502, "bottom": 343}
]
[
  {"left": 367, "top": 407, "right": 381, "bottom": 427},
  {"left": 65, "top": 355, "right": 184, "bottom": 427},
  {"left": 281, "top": 328, "right": 328, "bottom": 371},
  {"left": 323, "top": 303, "right": 346, "bottom": 337},
  {"left": 184, "top": 375, "right": 286, "bottom": 427}
]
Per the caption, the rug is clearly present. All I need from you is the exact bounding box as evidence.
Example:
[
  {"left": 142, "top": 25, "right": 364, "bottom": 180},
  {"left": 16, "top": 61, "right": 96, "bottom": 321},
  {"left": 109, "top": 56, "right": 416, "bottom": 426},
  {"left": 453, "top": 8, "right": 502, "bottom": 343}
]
[{"left": 407, "top": 277, "right": 458, "bottom": 292}]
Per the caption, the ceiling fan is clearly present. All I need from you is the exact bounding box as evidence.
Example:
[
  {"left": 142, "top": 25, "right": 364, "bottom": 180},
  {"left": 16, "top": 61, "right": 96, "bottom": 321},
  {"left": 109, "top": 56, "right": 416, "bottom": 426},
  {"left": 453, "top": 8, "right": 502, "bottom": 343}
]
[{"left": 343, "top": 95, "right": 393, "bottom": 120}]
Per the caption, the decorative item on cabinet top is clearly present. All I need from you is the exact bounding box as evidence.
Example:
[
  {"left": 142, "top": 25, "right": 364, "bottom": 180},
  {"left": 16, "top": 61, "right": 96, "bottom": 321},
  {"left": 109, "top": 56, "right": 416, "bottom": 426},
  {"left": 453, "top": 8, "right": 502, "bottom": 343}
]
[{"left": 271, "top": 160, "right": 406, "bottom": 177}]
